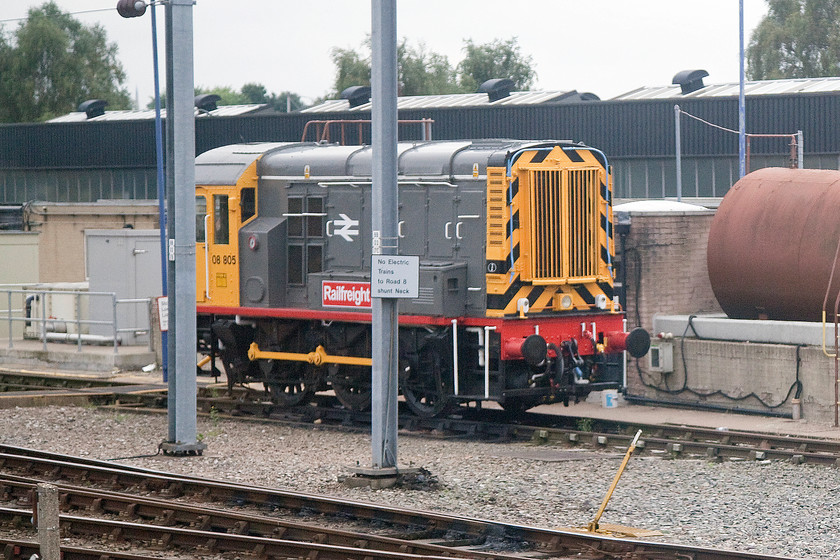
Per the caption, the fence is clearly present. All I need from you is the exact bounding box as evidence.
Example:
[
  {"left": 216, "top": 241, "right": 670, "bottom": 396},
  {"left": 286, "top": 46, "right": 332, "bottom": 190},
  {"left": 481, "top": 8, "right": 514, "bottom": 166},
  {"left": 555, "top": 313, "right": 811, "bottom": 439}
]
[
  {"left": 674, "top": 105, "right": 804, "bottom": 200},
  {"left": 0, "top": 287, "right": 152, "bottom": 354}
]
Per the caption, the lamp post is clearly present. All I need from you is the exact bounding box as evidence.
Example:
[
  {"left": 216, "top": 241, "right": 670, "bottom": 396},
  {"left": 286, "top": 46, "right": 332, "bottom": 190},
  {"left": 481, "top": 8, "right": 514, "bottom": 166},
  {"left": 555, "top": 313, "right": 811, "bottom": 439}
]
[{"left": 117, "top": 0, "right": 203, "bottom": 456}]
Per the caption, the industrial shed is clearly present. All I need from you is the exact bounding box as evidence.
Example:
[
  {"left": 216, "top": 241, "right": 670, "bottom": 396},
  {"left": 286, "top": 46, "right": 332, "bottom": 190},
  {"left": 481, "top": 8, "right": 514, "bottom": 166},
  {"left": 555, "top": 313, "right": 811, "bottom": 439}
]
[{"left": 0, "top": 72, "right": 839, "bottom": 205}]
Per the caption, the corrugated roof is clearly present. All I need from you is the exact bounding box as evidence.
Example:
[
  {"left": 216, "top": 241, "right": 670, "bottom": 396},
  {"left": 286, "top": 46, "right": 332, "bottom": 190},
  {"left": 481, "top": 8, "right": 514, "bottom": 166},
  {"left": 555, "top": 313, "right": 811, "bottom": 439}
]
[
  {"left": 301, "top": 90, "right": 586, "bottom": 113},
  {"left": 611, "top": 77, "right": 840, "bottom": 101},
  {"left": 47, "top": 104, "right": 269, "bottom": 123}
]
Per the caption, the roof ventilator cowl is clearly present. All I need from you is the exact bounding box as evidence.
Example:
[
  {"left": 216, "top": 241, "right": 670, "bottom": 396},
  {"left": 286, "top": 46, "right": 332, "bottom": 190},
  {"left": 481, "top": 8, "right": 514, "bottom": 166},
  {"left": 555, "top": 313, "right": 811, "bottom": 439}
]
[
  {"left": 672, "top": 69, "right": 709, "bottom": 94},
  {"left": 78, "top": 99, "right": 108, "bottom": 119},
  {"left": 340, "top": 86, "right": 371, "bottom": 108},
  {"left": 478, "top": 78, "right": 515, "bottom": 102},
  {"left": 195, "top": 94, "right": 221, "bottom": 113}
]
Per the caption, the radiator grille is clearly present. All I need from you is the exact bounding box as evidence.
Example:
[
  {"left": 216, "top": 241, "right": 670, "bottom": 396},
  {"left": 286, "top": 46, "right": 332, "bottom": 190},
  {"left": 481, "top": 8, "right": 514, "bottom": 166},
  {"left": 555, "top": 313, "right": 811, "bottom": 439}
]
[{"left": 527, "top": 168, "right": 599, "bottom": 283}]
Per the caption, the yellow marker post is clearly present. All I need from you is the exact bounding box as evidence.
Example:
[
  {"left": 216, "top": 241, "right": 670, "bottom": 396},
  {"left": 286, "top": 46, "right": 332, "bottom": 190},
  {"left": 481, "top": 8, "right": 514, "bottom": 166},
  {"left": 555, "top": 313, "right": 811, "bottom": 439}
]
[{"left": 587, "top": 429, "right": 643, "bottom": 533}]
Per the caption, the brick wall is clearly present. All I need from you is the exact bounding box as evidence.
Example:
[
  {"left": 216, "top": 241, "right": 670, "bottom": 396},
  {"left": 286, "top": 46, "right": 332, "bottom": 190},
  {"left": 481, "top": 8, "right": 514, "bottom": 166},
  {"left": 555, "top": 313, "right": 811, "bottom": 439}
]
[{"left": 619, "top": 210, "right": 723, "bottom": 398}]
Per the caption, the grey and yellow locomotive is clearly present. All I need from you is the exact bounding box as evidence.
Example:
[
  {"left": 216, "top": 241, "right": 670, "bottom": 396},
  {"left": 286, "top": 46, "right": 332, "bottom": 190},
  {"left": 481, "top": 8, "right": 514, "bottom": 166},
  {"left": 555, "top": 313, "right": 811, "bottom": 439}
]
[{"left": 195, "top": 139, "right": 649, "bottom": 417}]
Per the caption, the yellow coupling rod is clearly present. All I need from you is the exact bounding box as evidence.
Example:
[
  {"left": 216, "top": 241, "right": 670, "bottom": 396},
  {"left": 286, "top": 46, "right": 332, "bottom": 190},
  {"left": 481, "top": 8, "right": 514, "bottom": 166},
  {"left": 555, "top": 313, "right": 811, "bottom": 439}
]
[
  {"left": 587, "top": 429, "right": 643, "bottom": 533},
  {"left": 247, "top": 342, "right": 372, "bottom": 367}
]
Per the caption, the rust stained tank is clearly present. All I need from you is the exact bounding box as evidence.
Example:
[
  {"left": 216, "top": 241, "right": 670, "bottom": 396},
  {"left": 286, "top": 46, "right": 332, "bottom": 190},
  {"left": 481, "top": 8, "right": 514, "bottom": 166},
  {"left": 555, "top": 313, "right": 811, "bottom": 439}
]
[{"left": 707, "top": 167, "right": 840, "bottom": 322}]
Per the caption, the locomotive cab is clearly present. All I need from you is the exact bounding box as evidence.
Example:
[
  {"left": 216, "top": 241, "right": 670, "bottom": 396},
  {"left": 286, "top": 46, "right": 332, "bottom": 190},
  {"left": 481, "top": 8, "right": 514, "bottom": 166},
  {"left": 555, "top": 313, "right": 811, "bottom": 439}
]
[{"left": 196, "top": 184, "right": 256, "bottom": 306}]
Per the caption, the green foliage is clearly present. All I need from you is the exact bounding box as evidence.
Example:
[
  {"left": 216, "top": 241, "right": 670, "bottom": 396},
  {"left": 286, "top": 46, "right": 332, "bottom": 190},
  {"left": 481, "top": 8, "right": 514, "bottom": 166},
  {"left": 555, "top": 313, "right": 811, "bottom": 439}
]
[
  {"left": 329, "top": 36, "right": 536, "bottom": 97},
  {"left": 747, "top": 0, "right": 840, "bottom": 80},
  {"left": 0, "top": 1, "right": 131, "bottom": 123},
  {"left": 457, "top": 38, "right": 536, "bottom": 93},
  {"left": 398, "top": 41, "right": 462, "bottom": 96},
  {"left": 576, "top": 417, "right": 594, "bottom": 433},
  {"left": 331, "top": 45, "right": 372, "bottom": 95},
  {"left": 151, "top": 83, "right": 307, "bottom": 113}
]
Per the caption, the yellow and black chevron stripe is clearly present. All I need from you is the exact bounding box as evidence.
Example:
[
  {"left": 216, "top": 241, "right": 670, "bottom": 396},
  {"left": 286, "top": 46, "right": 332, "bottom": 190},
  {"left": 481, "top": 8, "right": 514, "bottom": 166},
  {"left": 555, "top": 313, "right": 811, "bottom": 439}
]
[{"left": 485, "top": 146, "right": 615, "bottom": 318}]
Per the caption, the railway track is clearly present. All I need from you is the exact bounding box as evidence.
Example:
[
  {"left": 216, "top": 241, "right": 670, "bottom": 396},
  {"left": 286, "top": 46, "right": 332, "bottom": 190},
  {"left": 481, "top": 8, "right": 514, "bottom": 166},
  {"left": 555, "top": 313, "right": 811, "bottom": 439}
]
[
  {"left": 0, "top": 445, "right": 795, "bottom": 560},
  {"left": 3, "top": 370, "right": 840, "bottom": 467},
  {"left": 134, "top": 388, "right": 840, "bottom": 467}
]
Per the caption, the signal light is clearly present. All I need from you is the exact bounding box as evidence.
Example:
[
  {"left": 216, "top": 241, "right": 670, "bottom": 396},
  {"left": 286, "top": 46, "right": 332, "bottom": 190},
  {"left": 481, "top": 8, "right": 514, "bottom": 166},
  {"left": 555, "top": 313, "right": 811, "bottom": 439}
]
[{"left": 117, "top": 0, "right": 147, "bottom": 18}]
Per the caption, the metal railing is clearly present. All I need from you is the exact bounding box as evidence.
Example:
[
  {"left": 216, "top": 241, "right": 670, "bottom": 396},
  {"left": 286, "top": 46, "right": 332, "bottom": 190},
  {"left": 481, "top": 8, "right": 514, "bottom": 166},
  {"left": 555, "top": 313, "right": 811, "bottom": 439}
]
[{"left": 1, "top": 288, "right": 152, "bottom": 354}]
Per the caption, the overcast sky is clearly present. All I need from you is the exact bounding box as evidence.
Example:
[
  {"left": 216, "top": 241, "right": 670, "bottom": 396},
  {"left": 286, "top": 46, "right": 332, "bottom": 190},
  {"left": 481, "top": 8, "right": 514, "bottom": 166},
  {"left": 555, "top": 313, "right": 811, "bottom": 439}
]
[{"left": 4, "top": 1, "right": 768, "bottom": 108}]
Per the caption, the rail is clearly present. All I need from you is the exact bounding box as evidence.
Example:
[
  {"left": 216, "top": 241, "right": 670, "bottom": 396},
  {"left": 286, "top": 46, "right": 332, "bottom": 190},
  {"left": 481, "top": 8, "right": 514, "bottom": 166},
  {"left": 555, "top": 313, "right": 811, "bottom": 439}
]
[
  {"left": 301, "top": 118, "right": 434, "bottom": 145},
  {"left": 0, "top": 288, "right": 151, "bottom": 355}
]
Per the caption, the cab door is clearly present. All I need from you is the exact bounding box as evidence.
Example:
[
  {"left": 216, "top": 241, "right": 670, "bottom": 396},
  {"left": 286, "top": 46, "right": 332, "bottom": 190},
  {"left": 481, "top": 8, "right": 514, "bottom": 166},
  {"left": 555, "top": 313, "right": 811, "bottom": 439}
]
[{"left": 196, "top": 187, "right": 242, "bottom": 307}]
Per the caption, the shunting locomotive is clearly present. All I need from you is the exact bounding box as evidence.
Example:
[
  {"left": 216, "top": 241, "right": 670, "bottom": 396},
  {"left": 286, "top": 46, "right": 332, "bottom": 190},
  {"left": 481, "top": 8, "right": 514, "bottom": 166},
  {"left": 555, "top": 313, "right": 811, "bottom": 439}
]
[{"left": 195, "top": 139, "right": 649, "bottom": 417}]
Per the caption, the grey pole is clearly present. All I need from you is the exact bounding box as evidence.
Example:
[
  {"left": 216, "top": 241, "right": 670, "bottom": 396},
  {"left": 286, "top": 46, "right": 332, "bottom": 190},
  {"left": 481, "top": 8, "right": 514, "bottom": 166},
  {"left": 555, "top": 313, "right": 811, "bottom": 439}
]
[
  {"left": 738, "top": 0, "right": 746, "bottom": 178},
  {"left": 370, "top": 0, "right": 399, "bottom": 469},
  {"left": 674, "top": 104, "right": 682, "bottom": 202},
  {"left": 162, "top": 0, "right": 202, "bottom": 455}
]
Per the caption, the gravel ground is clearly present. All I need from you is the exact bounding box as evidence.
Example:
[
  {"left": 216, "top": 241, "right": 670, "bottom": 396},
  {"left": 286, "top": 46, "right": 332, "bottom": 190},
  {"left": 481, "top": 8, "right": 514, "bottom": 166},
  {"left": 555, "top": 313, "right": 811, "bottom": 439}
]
[{"left": 2, "top": 405, "right": 838, "bottom": 559}]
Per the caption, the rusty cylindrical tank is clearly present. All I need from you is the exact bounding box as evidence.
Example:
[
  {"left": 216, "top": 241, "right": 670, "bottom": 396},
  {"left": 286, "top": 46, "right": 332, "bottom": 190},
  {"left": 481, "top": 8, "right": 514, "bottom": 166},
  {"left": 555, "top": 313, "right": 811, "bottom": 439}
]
[{"left": 707, "top": 167, "right": 840, "bottom": 322}]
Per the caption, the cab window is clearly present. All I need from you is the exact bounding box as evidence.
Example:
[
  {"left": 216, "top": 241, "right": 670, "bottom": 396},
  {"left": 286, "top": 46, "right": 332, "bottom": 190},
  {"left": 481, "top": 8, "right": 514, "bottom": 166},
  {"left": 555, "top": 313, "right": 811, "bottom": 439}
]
[
  {"left": 196, "top": 196, "right": 207, "bottom": 243},
  {"left": 241, "top": 187, "right": 256, "bottom": 223},
  {"left": 214, "top": 195, "right": 229, "bottom": 245}
]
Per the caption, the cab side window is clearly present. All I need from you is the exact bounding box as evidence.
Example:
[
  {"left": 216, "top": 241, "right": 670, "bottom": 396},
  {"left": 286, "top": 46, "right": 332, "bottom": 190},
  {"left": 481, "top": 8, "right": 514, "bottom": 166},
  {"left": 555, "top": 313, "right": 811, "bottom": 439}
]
[
  {"left": 241, "top": 187, "right": 256, "bottom": 223},
  {"left": 214, "top": 194, "right": 229, "bottom": 245},
  {"left": 196, "top": 196, "right": 207, "bottom": 243}
]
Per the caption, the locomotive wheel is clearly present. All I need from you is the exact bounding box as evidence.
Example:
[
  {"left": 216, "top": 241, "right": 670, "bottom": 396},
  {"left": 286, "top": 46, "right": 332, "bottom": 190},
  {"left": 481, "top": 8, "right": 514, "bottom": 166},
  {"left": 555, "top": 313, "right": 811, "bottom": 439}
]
[
  {"left": 260, "top": 359, "right": 314, "bottom": 407},
  {"left": 400, "top": 343, "right": 453, "bottom": 418},
  {"left": 329, "top": 364, "right": 372, "bottom": 412}
]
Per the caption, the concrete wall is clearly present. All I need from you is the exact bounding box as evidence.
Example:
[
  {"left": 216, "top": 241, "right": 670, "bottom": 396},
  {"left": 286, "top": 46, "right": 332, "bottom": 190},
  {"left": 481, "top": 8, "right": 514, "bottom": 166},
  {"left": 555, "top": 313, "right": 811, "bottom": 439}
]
[
  {"left": 0, "top": 232, "right": 39, "bottom": 284},
  {"left": 0, "top": 232, "right": 40, "bottom": 338},
  {"left": 632, "top": 339, "right": 834, "bottom": 423},
  {"left": 618, "top": 207, "right": 838, "bottom": 423},
  {"left": 24, "top": 201, "right": 159, "bottom": 283}
]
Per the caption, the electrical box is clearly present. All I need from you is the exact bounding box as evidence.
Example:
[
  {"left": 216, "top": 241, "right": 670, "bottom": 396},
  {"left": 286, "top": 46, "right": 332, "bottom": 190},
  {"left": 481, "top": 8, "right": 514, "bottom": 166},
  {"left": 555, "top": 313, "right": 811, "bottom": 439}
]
[{"left": 648, "top": 342, "right": 674, "bottom": 373}]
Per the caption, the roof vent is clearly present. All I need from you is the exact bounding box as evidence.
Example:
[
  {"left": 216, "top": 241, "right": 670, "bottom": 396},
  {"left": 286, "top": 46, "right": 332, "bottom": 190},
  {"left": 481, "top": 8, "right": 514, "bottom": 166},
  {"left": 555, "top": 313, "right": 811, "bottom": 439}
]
[
  {"left": 195, "top": 94, "right": 221, "bottom": 113},
  {"left": 579, "top": 92, "right": 601, "bottom": 101},
  {"left": 478, "top": 78, "right": 515, "bottom": 102},
  {"left": 78, "top": 99, "right": 108, "bottom": 119},
  {"left": 340, "top": 86, "right": 371, "bottom": 108},
  {"left": 672, "top": 69, "right": 709, "bottom": 94}
]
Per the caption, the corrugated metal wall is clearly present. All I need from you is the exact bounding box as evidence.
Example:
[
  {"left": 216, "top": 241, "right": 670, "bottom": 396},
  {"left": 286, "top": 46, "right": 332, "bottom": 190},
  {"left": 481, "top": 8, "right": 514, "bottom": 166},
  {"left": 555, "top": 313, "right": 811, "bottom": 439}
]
[{"left": 0, "top": 92, "right": 838, "bottom": 203}]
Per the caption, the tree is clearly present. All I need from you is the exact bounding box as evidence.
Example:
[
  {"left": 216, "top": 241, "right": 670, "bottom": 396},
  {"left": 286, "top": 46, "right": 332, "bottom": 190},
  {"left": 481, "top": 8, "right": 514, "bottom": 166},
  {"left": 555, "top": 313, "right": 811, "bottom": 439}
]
[
  {"left": 398, "top": 41, "right": 462, "bottom": 96},
  {"left": 239, "top": 82, "right": 307, "bottom": 112},
  {"left": 456, "top": 38, "right": 536, "bottom": 92},
  {"left": 747, "top": 0, "right": 840, "bottom": 80},
  {"left": 330, "top": 45, "right": 372, "bottom": 96},
  {"left": 0, "top": 2, "right": 131, "bottom": 123},
  {"left": 329, "top": 37, "right": 536, "bottom": 98},
  {"left": 155, "top": 83, "right": 308, "bottom": 112}
]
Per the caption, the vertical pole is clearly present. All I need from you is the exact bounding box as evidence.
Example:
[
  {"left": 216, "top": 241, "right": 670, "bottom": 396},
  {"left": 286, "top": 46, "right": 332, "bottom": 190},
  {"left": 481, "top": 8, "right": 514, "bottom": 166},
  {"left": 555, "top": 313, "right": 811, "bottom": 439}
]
[
  {"left": 797, "top": 130, "right": 804, "bottom": 169},
  {"left": 164, "top": 0, "right": 201, "bottom": 453},
  {"left": 75, "top": 293, "right": 81, "bottom": 352},
  {"left": 151, "top": 0, "right": 168, "bottom": 382},
  {"left": 36, "top": 483, "right": 60, "bottom": 560},
  {"left": 112, "top": 293, "right": 118, "bottom": 354},
  {"left": 674, "top": 105, "right": 682, "bottom": 201},
  {"left": 738, "top": 0, "right": 747, "bottom": 178},
  {"left": 370, "top": 0, "right": 399, "bottom": 470},
  {"left": 41, "top": 291, "right": 46, "bottom": 352}
]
